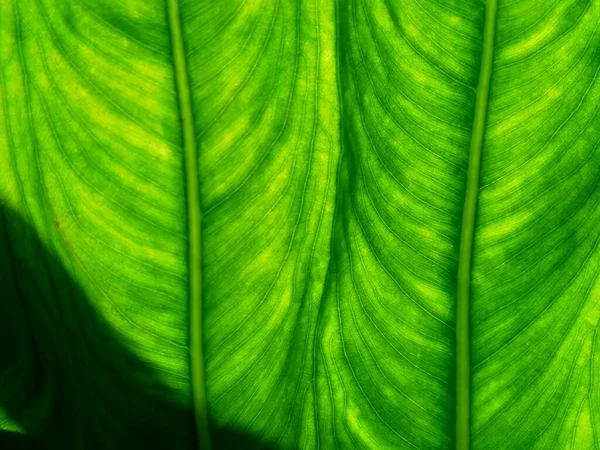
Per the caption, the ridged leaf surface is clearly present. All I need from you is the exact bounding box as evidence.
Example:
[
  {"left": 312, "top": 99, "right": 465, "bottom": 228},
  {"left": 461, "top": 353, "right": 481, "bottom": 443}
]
[{"left": 1, "top": 0, "right": 599, "bottom": 449}]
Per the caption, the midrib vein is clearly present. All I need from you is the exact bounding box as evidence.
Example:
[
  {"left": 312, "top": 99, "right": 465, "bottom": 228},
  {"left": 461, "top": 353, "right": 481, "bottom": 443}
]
[
  {"left": 166, "top": 1, "right": 211, "bottom": 449},
  {"left": 456, "top": 1, "right": 497, "bottom": 449}
]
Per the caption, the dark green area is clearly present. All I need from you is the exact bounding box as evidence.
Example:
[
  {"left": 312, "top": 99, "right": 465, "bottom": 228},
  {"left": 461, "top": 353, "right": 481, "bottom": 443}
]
[{"left": 0, "top": 205, "right": 269, "bottom": 449}]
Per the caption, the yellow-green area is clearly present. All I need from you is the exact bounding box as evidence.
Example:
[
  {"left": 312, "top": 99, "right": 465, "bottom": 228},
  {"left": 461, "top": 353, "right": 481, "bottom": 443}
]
[{"left": 1, "top": 0, "right": 599, "bottom": 449}]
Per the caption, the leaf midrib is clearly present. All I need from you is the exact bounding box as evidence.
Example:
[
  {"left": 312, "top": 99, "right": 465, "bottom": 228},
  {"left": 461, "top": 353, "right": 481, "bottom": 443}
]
[
  {"left": 456, "top": 1, "right": 498, "bottom": 449},
  {"left": 165, "top": 1, "right": 210, "bottom": 449}
]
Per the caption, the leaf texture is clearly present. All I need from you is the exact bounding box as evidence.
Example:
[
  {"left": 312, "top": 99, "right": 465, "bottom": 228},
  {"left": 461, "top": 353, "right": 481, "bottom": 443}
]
[
  {"left": 472, "top": 1, "right": 600, "bottom": 448},
  {"left": 0, "top": 0, "right": 599, "bottom": 449}
]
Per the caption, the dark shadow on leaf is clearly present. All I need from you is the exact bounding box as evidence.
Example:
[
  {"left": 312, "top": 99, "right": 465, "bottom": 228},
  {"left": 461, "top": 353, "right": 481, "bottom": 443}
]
[
  {"left": 211, "top": 424, "right": 277, "bottom": 450},
  {"left": 0, "top": 429, "right": 39, "bottom": 449},
  {"left": 0, "top": 206, "right": 278, "bottom": 450}
]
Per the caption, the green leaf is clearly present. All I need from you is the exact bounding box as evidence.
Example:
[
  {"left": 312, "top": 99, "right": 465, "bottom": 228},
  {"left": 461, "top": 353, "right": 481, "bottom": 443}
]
[{"left": 1, "top": 0, "right": 599, "bottom": 449}]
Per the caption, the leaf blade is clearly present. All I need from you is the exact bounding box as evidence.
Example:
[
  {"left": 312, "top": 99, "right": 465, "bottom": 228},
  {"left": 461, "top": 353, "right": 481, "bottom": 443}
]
[{"left": 472, "top": 0, "right": 600, "bottom": 447}]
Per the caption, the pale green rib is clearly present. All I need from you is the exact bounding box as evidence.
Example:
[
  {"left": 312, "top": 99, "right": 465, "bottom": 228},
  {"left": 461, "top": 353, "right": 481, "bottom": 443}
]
[
  {"left": 166, "top": 1, "right": 210, "bottom": 449},
  {"left": 457, "top": 1, "right": 498, "bottom": 449}
]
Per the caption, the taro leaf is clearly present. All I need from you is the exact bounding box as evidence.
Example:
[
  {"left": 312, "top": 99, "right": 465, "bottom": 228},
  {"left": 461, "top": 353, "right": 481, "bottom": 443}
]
[{"left": 1, "top": 0, "right": 599, "bottom": 449}]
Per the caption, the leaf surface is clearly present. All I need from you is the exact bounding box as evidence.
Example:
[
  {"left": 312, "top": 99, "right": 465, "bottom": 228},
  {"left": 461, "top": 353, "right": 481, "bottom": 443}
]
[{"left": 1, "top": 0, "right": 599, "bottom": 449}]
